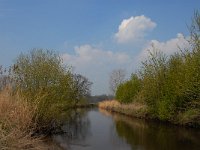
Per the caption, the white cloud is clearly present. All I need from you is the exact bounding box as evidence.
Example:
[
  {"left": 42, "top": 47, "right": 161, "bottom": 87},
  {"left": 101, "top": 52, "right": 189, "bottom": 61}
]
[
  {"left": 137, "top": 33, "right": 190, "bottom": 61},
  {"left": 61, "top": 44, "right": 131, "bottom": 95},
  {"left": 62, "top": 44, "right": 130, "bottom": 66},
  {"left": 115, "top": 15, "right": 156, "bottom": 44}
]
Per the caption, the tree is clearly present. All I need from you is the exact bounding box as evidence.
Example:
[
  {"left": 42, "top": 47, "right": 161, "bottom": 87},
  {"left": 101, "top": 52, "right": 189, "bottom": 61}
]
[
  {"left": 0, "top": 66, "right": 12, "bottom": 91},
  {"left": 12, "top": 49, "right": 93, "bottom": 129},
  {"left": 70, "top": 74, "right": 92, "bottom": 106},
  {"left": 190, "top": 10, "right": 200, "bottom": 50},
  {"left": 115, "top": 74, "right": 142, "bottom": 103},
  {"left": 109, "top": 69, "right": 126, "bottom": 95},
  {"left": 12, "top": 49, "right": 74, "bottom": 125}
]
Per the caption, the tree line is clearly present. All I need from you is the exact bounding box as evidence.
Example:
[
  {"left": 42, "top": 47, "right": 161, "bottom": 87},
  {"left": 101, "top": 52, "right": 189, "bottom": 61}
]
[{"left": 114, "top": 12, "right": 200, "bottom": 125}]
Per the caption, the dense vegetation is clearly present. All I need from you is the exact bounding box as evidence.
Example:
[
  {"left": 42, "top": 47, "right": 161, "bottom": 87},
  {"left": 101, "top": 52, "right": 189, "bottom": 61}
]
[
  {"left": 12, "top": 49, "right": 92, "bottom": 129},
  {"left": 115, "top": 12, "right": 200, "bottom": 126},
  {"left": 0, "top": 49, "right": 92, "bottom": 149}
]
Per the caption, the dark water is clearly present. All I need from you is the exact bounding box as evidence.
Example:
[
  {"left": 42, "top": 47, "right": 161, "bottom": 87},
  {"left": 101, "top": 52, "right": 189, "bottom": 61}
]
[{"left": 52, "top": 108, "right": 200, "bottom": 150}]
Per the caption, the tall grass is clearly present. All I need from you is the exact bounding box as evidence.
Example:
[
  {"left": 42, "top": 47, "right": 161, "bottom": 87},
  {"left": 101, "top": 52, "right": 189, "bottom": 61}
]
[{"left": 0, "top": 87, "right": 49, "bottom": 150}]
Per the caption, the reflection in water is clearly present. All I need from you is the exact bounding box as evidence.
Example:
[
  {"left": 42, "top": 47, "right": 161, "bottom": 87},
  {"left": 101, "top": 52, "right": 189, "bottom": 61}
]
[
  {"left": 52, "top": 108, "right": 91, "bottom": 149},
  {"left": 106, "top": 110, "right": 200, "bottom": 150},
  {"left": 52, "top": 108, "right": 200, "bottom": 150}
]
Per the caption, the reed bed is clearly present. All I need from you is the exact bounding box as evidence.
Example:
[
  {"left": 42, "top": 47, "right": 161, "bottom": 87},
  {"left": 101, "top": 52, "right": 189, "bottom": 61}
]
[
  {"left": 99, "top": 100, "right": 148, "bottom": 118},
  {"left": 0, "top": 87, "right": 49, "bottom": 150}
]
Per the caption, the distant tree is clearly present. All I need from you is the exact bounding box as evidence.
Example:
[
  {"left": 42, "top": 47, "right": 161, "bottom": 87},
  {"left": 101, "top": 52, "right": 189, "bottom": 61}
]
[
  {"left": 88, "top": 94, "right": 114, "bottom": 103},
  {"left": 109, "top": 69, "right": 126, "bottom": 95},
  {"left": 70, "top": 74, "right": 92, "bottom": 106},
  {"left": 0, "top": 66, "right": 12, "bottom": 91}
]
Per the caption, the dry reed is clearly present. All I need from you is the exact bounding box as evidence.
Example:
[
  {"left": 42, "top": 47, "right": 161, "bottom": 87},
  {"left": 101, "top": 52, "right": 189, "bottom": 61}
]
[
  {"left": 99, "top": 100, "right": 148, "bottom": 118},
  {"left": 0, "top": 87, "right": 49, "bottom": 150}
]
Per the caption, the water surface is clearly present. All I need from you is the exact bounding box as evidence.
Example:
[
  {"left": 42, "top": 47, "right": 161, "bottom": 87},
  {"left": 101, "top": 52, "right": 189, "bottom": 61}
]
[{"left": 52, "top": 108, "right": 200, "bottom": 150}]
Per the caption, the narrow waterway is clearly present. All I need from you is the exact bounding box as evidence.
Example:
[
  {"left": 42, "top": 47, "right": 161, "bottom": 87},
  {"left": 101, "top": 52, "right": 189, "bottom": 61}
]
[{"left": 52, "top": 108, "right": 200, "bottom": 150}]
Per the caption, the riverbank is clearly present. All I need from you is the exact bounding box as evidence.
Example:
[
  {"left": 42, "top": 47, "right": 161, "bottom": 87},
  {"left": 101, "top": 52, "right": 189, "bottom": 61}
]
[
  {"left": 0, "top": 49, "right": 94, "bottom": 149},
  {"left": 0, "top": 87, "right": 97, "bottom": 149},
  {"left": 99, "top": 100, "right": 200, "bottom": 128}
]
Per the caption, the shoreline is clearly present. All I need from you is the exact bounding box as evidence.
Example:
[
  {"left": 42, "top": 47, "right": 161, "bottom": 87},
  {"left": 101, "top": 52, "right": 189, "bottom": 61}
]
[{"left": 98, "top": 100, "right": 200, "bottom": 128}]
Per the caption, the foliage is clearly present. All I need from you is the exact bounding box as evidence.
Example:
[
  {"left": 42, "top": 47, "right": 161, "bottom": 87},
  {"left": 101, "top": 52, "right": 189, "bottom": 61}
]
[{"left": 116, "top": 74, "right": 142, "bottom": 104}]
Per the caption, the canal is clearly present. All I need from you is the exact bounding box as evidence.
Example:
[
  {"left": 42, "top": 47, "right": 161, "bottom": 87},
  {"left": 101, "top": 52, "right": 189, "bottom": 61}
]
[{"left": 52, "top": 108, "right": 200, "bottom": 150}]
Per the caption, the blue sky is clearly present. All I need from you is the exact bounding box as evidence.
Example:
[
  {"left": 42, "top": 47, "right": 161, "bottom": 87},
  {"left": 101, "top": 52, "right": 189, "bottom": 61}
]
[{"left": 0, "top": 0, "right": 199, "bottom": 95}]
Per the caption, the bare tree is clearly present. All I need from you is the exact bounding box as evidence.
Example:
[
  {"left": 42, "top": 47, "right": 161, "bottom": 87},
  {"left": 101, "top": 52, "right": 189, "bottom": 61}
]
[
  {"left": 0, "top": 66, "right": 12, "bottom": 91},
  {"left": 71, "top": 74, "right": 92, "bottom": 106},
  {"left": 109, "top": 69, "right": 126, "bottom": 95}
]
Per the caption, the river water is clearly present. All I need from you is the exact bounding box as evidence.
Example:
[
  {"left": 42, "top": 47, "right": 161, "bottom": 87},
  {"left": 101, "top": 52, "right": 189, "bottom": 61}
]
[{"left": 52, "top": 108, "right": 200, "bottom": 150}]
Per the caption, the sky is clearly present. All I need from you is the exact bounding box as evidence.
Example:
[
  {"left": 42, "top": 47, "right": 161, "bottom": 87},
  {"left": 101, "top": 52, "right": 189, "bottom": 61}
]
[{"left": 0, "top": 0, "right": 199, "bottom": 95}]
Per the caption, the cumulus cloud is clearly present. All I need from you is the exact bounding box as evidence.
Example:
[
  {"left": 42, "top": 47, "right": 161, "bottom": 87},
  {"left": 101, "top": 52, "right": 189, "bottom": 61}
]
[
  {"left": 61, "top": 45, "right": 131, "bottom": 95},
  {"left": 137, "top": 33, "right": 190, "bottom": 61},
  {"left": 115, "top": 15, "right": 156, "bottom": 44}
]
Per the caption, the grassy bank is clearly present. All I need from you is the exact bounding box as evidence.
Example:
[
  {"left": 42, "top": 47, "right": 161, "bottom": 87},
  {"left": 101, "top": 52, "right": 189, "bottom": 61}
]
[{"left": 99, "top": 100, "right": 200, "bottom": 127}]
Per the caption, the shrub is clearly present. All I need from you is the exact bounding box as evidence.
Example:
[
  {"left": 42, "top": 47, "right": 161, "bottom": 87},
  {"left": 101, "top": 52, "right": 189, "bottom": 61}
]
[
  {"left": 12, "top": 49, "right": 92, "bottom": 129},
  {"left": 116, "top": 74, "right": 142, "bottom": 104},
  {"left": 12, "top": 49, "right": 72, "bottom": 126}
]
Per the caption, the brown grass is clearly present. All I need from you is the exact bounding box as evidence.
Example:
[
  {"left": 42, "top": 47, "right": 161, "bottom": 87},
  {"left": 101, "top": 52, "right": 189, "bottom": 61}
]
[
  {"left": 99, "top": 100, "right": 148, "bottom": 118},
  {"left": 0, "top": 87, "right": 50, "bottom": 150}
]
